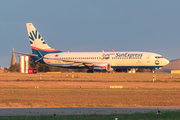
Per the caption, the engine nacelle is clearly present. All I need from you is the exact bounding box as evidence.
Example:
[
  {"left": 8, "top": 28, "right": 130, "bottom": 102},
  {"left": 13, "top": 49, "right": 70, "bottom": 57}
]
[
  {"left": 114, "top": 68, "right": 137, "bottom": 73},
  {"left": 93, "top": 63, "right": 111, "bottom": 72}
]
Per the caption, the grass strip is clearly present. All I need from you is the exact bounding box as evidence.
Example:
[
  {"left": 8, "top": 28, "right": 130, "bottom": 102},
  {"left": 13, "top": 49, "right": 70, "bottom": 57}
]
[
  {"left": 1, "top": 88, "right": 180, "bottom": 107},
  {"left": 1, "top": 73, "right": 180, "bottom": 82}
]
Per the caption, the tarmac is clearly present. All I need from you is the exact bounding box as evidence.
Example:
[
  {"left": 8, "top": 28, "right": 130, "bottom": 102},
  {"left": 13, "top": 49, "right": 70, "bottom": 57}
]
[{"left": 0, "top": 106, "right": 180, "bottom": 116}]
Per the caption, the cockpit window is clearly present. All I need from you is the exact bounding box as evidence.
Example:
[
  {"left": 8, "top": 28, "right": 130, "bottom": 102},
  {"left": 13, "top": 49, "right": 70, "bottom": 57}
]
[{"left": 155, "top": 56, "right": 167, "bottom": 59}]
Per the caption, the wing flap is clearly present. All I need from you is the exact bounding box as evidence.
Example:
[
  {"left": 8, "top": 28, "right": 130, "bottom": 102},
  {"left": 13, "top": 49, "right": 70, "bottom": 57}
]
[
  {"left": 46, "top": 58, "right": 103, "bottom": 66},
  {"left": 48, "top": 58, "right": 96, "bottom": 64}
]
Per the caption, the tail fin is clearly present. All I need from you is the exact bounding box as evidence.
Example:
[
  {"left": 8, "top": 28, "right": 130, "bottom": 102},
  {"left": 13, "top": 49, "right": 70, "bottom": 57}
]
[{"left": 26, "top": 23, "right": 62, "bottom": 55}]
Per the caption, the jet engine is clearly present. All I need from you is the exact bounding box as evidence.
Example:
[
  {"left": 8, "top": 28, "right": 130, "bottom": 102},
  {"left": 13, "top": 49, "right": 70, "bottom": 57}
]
[{"left": 93, "top": 63, "right": 111, "bottom": 72}]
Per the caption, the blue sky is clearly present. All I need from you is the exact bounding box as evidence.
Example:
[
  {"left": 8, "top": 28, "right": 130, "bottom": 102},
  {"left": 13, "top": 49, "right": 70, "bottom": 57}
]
[{"left": 0, "top": 0, "right": 180, "bottom": 67}]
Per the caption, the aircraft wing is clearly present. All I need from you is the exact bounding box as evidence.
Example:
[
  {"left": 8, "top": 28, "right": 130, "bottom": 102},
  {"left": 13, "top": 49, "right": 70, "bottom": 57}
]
[
  {"left": 61, "top": 59, "right": 95, "bottom": 64},
  {"left": 47, "top": 58, "right": 100, "bottom": 66},
  {"left": 12, "top": 51, "right": 39, "bottom": 57}
]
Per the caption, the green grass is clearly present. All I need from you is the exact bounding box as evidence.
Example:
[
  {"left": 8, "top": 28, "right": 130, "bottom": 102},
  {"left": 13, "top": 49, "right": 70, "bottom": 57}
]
[{"left": 1, "top": 110, "right": 180, "bottom": 120}]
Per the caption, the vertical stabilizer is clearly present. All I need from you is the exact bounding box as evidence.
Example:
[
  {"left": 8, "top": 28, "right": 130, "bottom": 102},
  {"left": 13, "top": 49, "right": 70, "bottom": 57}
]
[{"left": 26, "top": 23, "right": 61, "bottom": 55}]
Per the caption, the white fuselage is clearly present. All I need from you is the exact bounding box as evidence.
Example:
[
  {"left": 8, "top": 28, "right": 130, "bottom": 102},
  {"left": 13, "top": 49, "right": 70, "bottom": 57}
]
[{"left": 43, "top": 51, "right": 169, "bottom": 69}]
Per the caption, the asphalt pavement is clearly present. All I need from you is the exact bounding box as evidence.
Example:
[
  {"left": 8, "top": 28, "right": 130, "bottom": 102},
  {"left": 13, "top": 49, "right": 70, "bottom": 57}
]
[{"left": 0, "top": 106, "right": 180, "bottom": 116}]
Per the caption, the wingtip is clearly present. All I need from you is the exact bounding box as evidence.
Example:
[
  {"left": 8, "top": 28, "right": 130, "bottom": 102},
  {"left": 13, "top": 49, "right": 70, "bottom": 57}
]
[{"left": 111, "top": 49, "right": 114, "bottom": 52}]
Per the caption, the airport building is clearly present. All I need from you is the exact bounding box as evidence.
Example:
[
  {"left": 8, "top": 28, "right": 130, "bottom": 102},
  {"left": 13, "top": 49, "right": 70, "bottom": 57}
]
[
  {"left": 0, "top": 66, "right": 4, "bottom": 73},
  {"left": 19, "top": 55, "right": 29, "bottom": 73}
]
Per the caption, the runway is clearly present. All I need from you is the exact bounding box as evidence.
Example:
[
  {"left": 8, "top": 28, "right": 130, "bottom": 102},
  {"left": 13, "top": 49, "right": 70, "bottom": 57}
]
[{"left": 0, "top": 106, "right": 180, "bottom": 116}]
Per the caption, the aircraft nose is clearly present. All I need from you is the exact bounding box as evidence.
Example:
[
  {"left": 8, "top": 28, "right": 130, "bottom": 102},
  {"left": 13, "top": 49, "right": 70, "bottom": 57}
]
[{"left": 164, "top": 59, "right": 169, "bottom": 65}]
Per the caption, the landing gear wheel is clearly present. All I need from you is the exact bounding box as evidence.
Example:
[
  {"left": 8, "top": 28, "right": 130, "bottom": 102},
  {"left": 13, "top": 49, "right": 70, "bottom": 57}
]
[{"left": 87, "top": 70, "right": 94, "bottom": 73}]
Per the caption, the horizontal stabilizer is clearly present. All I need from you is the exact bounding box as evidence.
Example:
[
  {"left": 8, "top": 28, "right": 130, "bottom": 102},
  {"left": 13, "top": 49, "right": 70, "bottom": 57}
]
[{"left": 12, "top": 51, "right": 38, "bottom": 57}]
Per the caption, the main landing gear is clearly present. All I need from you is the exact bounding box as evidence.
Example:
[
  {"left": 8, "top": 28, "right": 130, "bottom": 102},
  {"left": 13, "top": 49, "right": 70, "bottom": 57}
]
[{"left": 87, "top": 69, "right": 94, "bottom": 73}]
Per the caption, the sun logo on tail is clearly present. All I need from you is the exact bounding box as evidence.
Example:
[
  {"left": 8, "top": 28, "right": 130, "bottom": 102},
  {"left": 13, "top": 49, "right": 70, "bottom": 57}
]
[{"left": 29, "top": 30, "right": 46, "bottom": 45}]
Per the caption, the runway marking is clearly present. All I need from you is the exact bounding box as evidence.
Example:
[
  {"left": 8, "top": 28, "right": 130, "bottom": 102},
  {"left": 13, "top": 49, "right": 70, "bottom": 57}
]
[{"left": 110, "top": 86, "right": 123, "bottom": 88}]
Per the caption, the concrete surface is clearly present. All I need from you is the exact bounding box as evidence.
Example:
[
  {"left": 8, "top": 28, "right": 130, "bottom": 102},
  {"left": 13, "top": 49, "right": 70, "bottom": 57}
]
[{"left": 0, "top": 106, "right": 180, "bottom": 116}]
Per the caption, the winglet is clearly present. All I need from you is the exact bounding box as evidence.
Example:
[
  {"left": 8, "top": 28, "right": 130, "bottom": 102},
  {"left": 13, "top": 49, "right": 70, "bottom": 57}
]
[{"left": 111, "top": 49, "right": 114, "bottom": 52}]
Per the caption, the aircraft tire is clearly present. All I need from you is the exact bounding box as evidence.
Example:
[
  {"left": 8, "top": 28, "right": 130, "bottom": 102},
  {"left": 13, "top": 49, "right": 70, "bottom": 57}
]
[{"left": 87, "top": 70, "right": 94, "bottom": 73}]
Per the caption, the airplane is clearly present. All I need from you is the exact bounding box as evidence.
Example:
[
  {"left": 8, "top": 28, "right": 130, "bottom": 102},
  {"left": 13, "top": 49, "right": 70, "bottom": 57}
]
[{"left": 14, "top": 23, "right": 169, "bottom": 73}]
